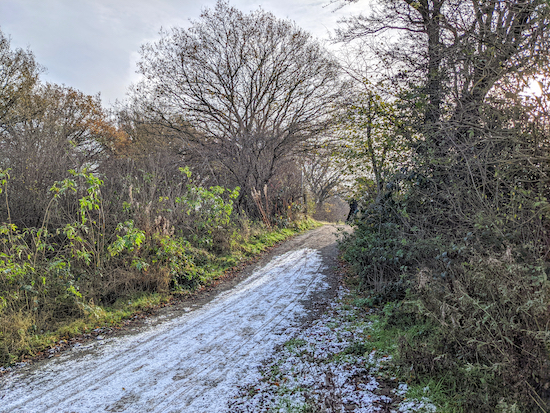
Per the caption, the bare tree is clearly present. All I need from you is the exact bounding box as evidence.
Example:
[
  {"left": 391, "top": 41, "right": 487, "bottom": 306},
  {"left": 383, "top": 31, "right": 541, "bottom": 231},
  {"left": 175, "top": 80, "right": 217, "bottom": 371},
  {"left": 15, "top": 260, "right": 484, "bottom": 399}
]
[
  {"left": 301, "top": 139, "right": 350, "bottom": 209},
  {"left": 132, "top": 0, "right": 345, "bottom": 214}
]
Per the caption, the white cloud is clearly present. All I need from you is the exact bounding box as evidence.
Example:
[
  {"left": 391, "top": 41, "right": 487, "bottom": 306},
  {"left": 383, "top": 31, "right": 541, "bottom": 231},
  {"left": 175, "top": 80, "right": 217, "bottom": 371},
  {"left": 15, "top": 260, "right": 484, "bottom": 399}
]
[{"left": 0, "top": 0, "right": 367, "bottom": 105}]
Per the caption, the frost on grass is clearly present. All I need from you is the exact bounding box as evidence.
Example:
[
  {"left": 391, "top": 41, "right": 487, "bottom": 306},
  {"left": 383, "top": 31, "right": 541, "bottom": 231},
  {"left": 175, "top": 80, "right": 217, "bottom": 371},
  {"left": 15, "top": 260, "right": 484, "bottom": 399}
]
[{"left": 228, "top": 288, "right": 435, "bottom": 413}]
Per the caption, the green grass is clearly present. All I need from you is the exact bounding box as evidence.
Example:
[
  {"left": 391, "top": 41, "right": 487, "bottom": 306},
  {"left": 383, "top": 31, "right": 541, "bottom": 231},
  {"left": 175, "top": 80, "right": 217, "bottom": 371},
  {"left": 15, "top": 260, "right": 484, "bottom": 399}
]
[
  {"left": 274, "top": 397, "right": 316, "bottom": 413},
  {"left": 283, "top": 337, "right": 308, "bottom": 353},
  {"left": 405, "top": 376, "right": 463, "bottom": 413},
  {"left": 12, "top": 292, "right": 170, "bottom": 364},
  {"left": 238, "top": 220, "right": 321, "bottom": 256},
  {"left": 340, "top": 292, "right": 463, "bottom": 413}
]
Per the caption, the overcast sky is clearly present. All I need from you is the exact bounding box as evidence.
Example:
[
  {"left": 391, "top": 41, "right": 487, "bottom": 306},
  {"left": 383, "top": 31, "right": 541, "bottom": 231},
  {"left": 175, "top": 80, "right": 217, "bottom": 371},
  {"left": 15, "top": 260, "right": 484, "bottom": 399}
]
[{"left": 0, "top": 0, "right": 365, "bottom": 106}]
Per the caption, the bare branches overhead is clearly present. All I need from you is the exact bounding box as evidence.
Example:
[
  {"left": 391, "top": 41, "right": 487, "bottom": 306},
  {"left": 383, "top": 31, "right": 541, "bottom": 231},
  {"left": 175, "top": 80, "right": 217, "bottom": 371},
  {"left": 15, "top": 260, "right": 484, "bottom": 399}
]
[
  {"left": 132, "top": 0, "right": 346, "bottom": 212},
  {"left": 336, "top": 0, "right": 550, "bottom": 128},
  {"left": 136, "top": 4, "right": 342, "bottom": 140}
]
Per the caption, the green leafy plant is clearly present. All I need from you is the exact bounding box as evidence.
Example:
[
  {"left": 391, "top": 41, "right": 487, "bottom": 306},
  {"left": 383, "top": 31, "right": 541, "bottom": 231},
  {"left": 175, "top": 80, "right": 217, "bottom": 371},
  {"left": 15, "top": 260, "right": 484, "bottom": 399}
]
[{"left": 175, "top": 167, "right": 240, "bottom": 248}]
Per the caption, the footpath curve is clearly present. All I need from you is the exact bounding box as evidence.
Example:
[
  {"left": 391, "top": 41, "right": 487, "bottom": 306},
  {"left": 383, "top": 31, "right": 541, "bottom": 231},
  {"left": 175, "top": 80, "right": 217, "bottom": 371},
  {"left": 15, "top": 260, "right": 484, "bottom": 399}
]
[{"left": 0, "top": 225, "right": 342, "bottom": 413}]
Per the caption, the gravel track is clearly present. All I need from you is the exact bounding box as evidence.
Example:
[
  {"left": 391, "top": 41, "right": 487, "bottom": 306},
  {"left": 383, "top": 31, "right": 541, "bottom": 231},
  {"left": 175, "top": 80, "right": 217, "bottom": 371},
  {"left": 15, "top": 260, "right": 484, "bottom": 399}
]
[{"left": 0, "top": 225, "right": 342, "bottom": 413}]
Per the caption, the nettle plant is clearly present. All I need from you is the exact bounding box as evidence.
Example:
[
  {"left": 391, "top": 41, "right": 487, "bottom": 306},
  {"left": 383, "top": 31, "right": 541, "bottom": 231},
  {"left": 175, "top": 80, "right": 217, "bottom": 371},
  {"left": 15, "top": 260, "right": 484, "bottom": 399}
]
[{"left": 0, "top": 168, "right": 57, "bottom": 315}]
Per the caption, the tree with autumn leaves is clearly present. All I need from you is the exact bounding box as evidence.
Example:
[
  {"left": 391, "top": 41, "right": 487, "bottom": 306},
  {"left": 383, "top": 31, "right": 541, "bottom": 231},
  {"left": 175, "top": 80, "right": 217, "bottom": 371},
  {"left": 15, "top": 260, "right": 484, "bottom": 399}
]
[{"left": 0, "top": 30, "right": 127, "bottom": 227}]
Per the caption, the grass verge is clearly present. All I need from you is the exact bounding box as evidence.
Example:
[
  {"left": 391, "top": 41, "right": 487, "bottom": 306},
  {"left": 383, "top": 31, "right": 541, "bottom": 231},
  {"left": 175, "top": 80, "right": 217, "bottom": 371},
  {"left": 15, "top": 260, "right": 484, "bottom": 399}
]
[{"left": 337, "top": 264, "right": 454, "bottom": 412}]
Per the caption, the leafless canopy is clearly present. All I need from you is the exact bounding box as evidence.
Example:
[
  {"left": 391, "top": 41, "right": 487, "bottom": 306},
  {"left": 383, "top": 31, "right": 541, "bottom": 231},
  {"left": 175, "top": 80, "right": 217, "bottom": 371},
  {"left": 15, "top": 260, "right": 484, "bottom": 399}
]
[{"left": 132, "top": 1, "right": 345, "bottom": 211}]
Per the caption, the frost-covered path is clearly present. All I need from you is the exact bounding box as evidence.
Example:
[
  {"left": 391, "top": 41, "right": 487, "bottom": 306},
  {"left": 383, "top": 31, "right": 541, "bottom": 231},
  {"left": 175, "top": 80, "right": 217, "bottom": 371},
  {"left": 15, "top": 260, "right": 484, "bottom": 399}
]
[{"left": 0, "top": 226, "right": 341, "bottom": 413}]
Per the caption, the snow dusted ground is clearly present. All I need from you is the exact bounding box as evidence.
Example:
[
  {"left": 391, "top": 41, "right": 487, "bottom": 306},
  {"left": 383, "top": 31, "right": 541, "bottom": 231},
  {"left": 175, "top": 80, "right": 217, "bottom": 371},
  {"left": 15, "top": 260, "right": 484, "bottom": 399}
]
[
  {"left": 0, "top": 225, "right": 436, "bottom": 412},
  {"left": 228, "top": 288, "right": 437, "bottom": 413}
]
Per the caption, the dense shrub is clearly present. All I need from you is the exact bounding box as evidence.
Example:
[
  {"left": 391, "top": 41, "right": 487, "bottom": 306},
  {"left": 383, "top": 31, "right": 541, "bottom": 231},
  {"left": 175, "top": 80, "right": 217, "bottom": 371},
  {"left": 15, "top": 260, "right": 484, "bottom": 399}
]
[
  {"left": 340, "top": 84, "right": 550, "bottom": 408},
  {"left": 0, "top": 166, "right": 241, "bottom": 363},
  {"left": 398, "top": 251, "right": 550, "bottom": 410}
]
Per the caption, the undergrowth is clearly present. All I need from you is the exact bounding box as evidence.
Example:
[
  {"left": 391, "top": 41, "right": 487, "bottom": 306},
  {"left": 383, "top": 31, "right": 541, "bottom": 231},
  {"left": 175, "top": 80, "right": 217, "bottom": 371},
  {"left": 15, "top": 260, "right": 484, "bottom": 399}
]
[
  {"left": 0, "top": 168, "right": 319, "bottom": 366},
  {"left": 0, "top": 220, "right": 318, "bottom": 366},
  {"left": 340, "top": 108, "right": 550, "bottom": 410},
  {"left": 340, "top": 201, "right": 550, "bottom": 411}
]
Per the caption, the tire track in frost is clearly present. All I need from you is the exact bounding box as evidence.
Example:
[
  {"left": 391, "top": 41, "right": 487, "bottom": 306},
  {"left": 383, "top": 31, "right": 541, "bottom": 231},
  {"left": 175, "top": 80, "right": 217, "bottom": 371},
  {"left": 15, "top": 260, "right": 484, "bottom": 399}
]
[
  {"left": 150, "top": 248, "right": 325, "bottom": 413},
  {"left": 69, "top": 249, "right": 310, "bottom": 400},
  {"left": 0, "top": 227, "right": 338, "bottom": 413},
  {"left": 73, "top": 248, "right": 323, "bottom": 413},
  {"left": 4, "top": 248, "right": 308, "bottom": 400}
]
